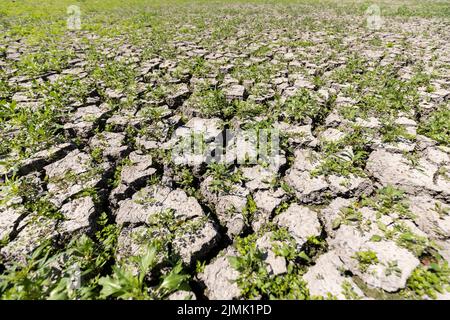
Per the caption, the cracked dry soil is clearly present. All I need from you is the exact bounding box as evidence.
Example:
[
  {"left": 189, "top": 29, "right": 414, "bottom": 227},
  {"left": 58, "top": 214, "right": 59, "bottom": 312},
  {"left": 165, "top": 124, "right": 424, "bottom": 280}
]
[{"left": 0, "top": 0, "right": 449, "bottom": 300}]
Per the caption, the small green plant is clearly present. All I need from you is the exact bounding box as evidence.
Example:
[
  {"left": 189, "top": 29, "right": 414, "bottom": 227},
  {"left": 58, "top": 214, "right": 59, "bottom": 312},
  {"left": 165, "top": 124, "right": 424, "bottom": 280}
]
[
  {"left": 175, "top": 167, "right": 197, "bottom": 196},
  {"left": 282, "top": 89, "right": 324, "bottom": 124},
  {"left": 99, "top": 243, "right": 189, "bottom": 300},
  {"left": 389, "top": 223, "right": 430, "bottom": 257},
  {"left": 194, "top": 89, "right": 233, "bottom": 118},
  {"left": 195, "top": 260, "right": 206, "bottom": 274},
  {"left": 90, "top": 147, "right": 104, "bottom": 164},
  {"left": 417, "top": 106, "right": 450, "bottom": 146},
  {"left": 380, "top": 120, "right": 415, "bottom": 143},
  {"left": 242, "top": 195, "right": 258, "bottom": 224},
  {"left": 341, "top": 280, "right": 362, "bottom": 300},
  {"left": 332, "top": 206, "right": 363, "bottom": 230},
  {"left": 433, "top": 202, "right": 450, "bottom": 219},
  {"left": 385, "top": 261, "right": 402, "bottom": 277},
  {"left": 360, "top": 186, "right": 413, "bottom": 219},
  {"left": 108, "top": 157, "right": 133, "bottom": 188},
  {"left": 0, "top": 241, "right": 60, "bottom": 299},
  {"left": 280, "top": 183, "right": 295, "bottom": 196},
  {"left": 0, "top": 232, "right": 118, "bottom": 300},
  {"left": 26, "top": 197, "right": 64, "bottom": 220},
  {"left": 95, "top": 212, "right": 120, "bottom": 265},
  {"left": 206, "top": 163, "right": 245, "bottom": 193},
  {"left": 354, "top": 250, "right": 379, "bottom": 272},
  {"left": 436, "top": 167, "right": 450, "bottom": 182},
  {"left": 234, "top": 100, "right": 266, "bottom": 118},
  {"left": 271, "top": 227, "right": 299, "bottom": 261},
  {"left": 303, "top": 236, "right": 328, "bottom": 259},
  {"left": 310, "top": 150, "right": 367, "bottom": 178},
  {"left": 229, "top": 233, "right": 310, "bottom": 299}
]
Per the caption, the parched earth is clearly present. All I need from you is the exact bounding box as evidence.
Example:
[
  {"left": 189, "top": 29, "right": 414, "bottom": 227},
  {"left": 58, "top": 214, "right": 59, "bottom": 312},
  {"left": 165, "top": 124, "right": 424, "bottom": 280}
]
[{"left": 0, "top": 0, "right": 449, "bottom": 300}]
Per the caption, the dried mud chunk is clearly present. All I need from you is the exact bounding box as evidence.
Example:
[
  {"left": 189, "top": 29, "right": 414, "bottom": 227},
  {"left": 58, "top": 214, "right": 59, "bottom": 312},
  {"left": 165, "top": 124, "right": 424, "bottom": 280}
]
[
  {"left": 274, "top": 204, "right": 321, "bottom": 248},
  {"left": 304, "top": 251, "right": 365, "bottom": 299},
  {"left": 198, "top": 247, "right": 241, "bottom": 300},
  {"left": 44, "top": 150, "right": 109, "bottom": 207},
  {"left": 367, "top": 148, "right": 450, "bottom": 199},
  {"left": 115, "top": 186, "right": 204, "bottom": 225}
]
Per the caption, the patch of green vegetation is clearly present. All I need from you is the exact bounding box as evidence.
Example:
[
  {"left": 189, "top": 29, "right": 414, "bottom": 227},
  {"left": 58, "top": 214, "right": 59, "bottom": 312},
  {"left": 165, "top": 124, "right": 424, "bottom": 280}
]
[
  {"left": 332, "top": 206, "right": 363, "bottom": 230},
  {"left": 404, "top": 261, "right": 450, "bottom": 299},
  {"left": 252, "top": 45, "right": 271, "bottom": 57},
  {"left": 418, "top": 106, "right": 450, "bottom": 146},
  {"left": 206, "top": 163, "right": 245, "bottom": 194},
  {"left": 0, "top": 210, "right": 120, "bottom": 299},
  {"left": 433, "top": 202, "right": 450, "bottom": 219},
  {"left": 336, "top": 64, "right": 421, "bottom": 121},
  {"left": 145, "top": 86, "right": 166, "bottom": 102},
  {"left": 193, "top": 89, "right": 233, "bottom": 118},
  {"left": 302, "top": 236, "right": 328, "bottom": 262},
  {"left": 291, "top": 40, "right": 315, "bottom": 48},
  {"left": 139, "top": 105, "right": 170, "bottom": 121},
  {"left": 368, "top": 36, "right": 382, "bottom": 47},
  {"left": 195, "top": 260, "right": 207, "bottom": 274},
  {"left": 234, "top": 100, "right": 267, "bottom": 119},
  {"left": 310, "top": 149, "right": 367, "bottom": 178},
  {"left": 311, "top": 126, "right": 372, "bottom": 178},
  {"left": 0, "top": 175, "right": 23, "bottom": 207},
  {"left": 354, "top": 250, "right": 379, "bottom": 273},
  {"left": 383, "top": 222, "right": 432, "bottom": 257},
  {"left": 331, "top": 55, "right": 366, "bottom": 84},
  {"left": 46, "top": 166, "right": 103, "bottom": 191},
  {"left": 0, "top": 205, "right": 190, "bottom": 300},
  {"left": 108, "top": 157, "right": 133, "bottom": 188},
  {"left": 0, "top": 99, "right": 63, "bottom": 159},
  {"left": 341, "top": 280, "right": 362, "bottom": 300},
  {"left": 273, "top": 200, "right": 291, "bottom": 217},
  {"left": 339, "top": 105, "right": 359, "bottom": 121},
  {"left": 270, "top": 227, "right": 300, "bottom": 262},
  {"left": 397, "top": 232, "right": 429, "bottom": 257},
  {"left": 242, "top": 195, "right": 258, "bottom": 224},
  {"left": 25, "top": 197, "right": 64, "bottom": 220},
  {"left": 0, "top": 174, "right": 63, "bottom": 220},
  {"left": 99, "top": 243, "right": 189, "bottom": 300},
  {"left": 90, "top": 147, "right": 104, "bottom": 164},
  {"left": 173, "top": 166, "right": 197, "bottom": 196},
  {"left": 380, "top": 120, "right": 416, "bottom": 144},
  {"left": 92, "top": 60, "right": 138, "bottom": 95},
  {"left": 361, "top": 186, "right": 414, "bottom": 219},
  {"left": 229, "top": 233, "right": 310, "bottom": 300},
  {"left": 16, "top": 48, "right": 74, "bottom": 76},
  {"left": 281, "top": 89, "right": 324, "bottom": 124},
  {"left": 232, "top": 61, "right": 279, "bottom": 84},
  {"left": 436, "top": 166, "right": 450, "bottom": 183}
]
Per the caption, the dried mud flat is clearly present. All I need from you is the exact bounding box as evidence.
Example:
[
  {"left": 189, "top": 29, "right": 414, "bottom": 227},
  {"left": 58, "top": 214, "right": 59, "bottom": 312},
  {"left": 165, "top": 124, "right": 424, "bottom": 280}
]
[{"left": 0, "top": 0, "right": 449, "bottom": 300}]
